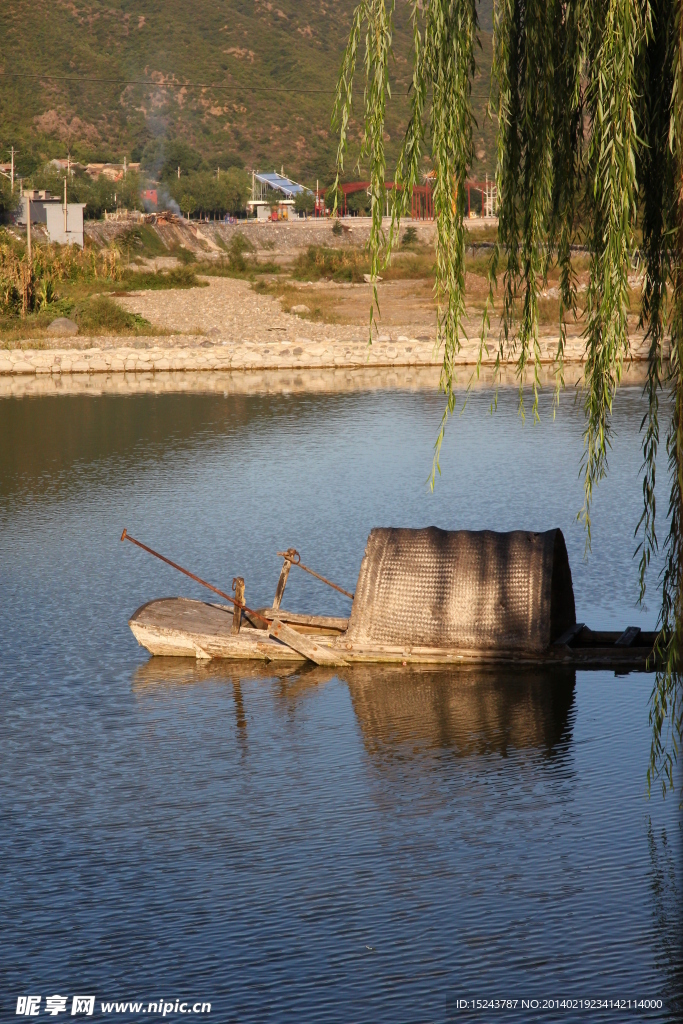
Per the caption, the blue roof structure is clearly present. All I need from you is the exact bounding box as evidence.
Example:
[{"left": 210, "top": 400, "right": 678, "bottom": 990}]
[{"left": 254, "top": 172, "right": 311, "bottom": 197}]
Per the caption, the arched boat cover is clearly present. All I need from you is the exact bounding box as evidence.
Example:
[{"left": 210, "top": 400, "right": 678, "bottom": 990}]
[{"left": 346, "top": 528, "right": 576, "bottom": 652}]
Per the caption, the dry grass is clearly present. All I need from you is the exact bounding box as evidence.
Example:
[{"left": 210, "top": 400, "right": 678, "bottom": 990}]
[
  {"left": 0, "top": 225, "right": 644, "bottom": 346},
  {"left": 252, "top": 278, "right": 344, "bottom": 324}
]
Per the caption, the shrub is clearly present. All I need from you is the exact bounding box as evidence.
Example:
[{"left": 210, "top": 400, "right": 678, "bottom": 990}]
[
  {"left": 294, "top": 191, "right": 315, "bottom": 215},
  {"left": 74, "top": 295, "right": 152, "bottom": 334},
  {"left": 226, "top": 232, "right": 255, "bottom": 272},
  {"left": 119, "top": 265, "right": 206, "bottom": 290},
  {"left": 293, "top": 245, "right": 368, "bottom": 282}
]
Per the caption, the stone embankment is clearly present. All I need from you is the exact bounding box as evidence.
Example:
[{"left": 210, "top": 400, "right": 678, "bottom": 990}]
[
  {"left": 0, "top": 336, "right": 443, "bottom": 376},
  {"left": 0, "top": 331, "right": 654, "bottom": 377},
  {"left": 84, "top": 214, "right": 441, "bottom": 259}
]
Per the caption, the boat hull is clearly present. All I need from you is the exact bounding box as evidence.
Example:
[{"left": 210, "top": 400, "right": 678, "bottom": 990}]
[{"left": 129, "top": 599, "right": 658, "bottom": 671}]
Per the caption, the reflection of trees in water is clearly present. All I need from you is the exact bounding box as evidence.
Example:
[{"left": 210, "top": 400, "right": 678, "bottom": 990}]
[
  {"left": 132, "top": 659, "right": 576, "bottom": 763},
  {"left": 647, "top": 819, "right": 683, "bottom": 1017},
  {"left": 343, "top": 664, "right": 576, "bottom": 760}
]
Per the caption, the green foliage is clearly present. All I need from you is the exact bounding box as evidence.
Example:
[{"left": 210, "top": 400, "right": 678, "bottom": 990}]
[
  {"left": 0, "top": 0, "right": 461, "bottom": 185},
  {"left": 294, "top": 191, "right": 315, "bottom": 215},
  {"left": 347, "top": 190, "right": 371, "bottom": 215},
  {"left": 167, "top": 168, "right": 250, "bottom": 218},
  {"left": 0, "top": 178, "right": 20, "bottom": 219},
  {"left": 36, "top": 276, "right": 56, "bottom": 310},
  {"left": 118, "top": 225, "right": 169, "bottom": 259},
  {"left": 74, "top": 295, "right": 152, "bottom": 334},
  {"left": 336, "top": 0, "right": 683, "bottom": 794},
  {"left": 225, "top": 232, "right": 255, "bottom": 272},
  {"left": 293, "top": 245, "right": 367, "bottom": 282},
  {"left": 179, "top": 194, "right": 197, "bottom": 218},
  {"left": 401, "top": 226, "right": 418, "bottom": 247},
  {"left": 170, "top": 246, "right": 197, "bottom": 265},
  {"left": 141, "top": 139, "right": 203, "bottom": 181},
  {"left": 119, "top": 266, "right": 207, "bottom": 291}
]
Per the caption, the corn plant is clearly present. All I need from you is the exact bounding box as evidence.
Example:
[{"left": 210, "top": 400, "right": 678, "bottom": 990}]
[{"left": 0, "top": 241, "right": 122, "bottom": 316}]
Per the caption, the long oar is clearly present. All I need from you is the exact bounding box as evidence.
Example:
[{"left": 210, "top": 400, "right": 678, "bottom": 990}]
[{"left": 120, "top": 529, "right": 271, "bottom": 626}]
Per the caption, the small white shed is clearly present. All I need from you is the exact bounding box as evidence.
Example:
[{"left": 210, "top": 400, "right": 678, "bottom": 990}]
[{"left": 45, "top": 203, "right": 86, "bottom": 248}]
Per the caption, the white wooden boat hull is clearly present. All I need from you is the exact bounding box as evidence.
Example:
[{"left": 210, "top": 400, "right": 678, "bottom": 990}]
[{"left": 129, "top": 598, "right": 657, "bottom": 670}]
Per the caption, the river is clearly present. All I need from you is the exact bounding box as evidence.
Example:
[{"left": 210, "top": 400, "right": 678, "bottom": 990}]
[{"left": 0, "top": 377, "right": 681, "bottom": 1022}]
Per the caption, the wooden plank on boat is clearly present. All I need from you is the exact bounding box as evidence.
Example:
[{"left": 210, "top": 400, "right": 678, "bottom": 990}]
[
  {"left": 615, "top": 626, "right": 641, "bottom": 647},
  {"left": 554, "top": 622, "right": 585, "bottom": 647},
  {"left": 255, "top": 609, "right": 349, "bottom": 634},
  {"left": 232, "top": 577, "right": 244, "bottom": 635},
  {"left": 268, "top": 619, "right": 347, "bottom": 666},
  {"left": 272, "top": 557, "right": 292, "bottom": 610}
]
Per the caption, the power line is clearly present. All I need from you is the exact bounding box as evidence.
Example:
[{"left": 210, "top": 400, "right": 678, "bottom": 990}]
[{"left": 0, "top": 70, "right": 339, "bottom": 95}]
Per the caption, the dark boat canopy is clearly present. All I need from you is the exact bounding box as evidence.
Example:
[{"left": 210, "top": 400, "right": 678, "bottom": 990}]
[{"left": 346, "top": 528, "right": 576, "bottom": 652}]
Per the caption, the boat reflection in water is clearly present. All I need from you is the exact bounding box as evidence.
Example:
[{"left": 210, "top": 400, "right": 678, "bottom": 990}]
[
  {"left": 132, "top": 659, "right": 576, "bottom": 761},
  {"left": 343, "top": 664, "right": 576, "bottom": 759}
]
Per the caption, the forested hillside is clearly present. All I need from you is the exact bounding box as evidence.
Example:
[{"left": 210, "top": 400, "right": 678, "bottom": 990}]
[{"left": 1, "top": 0, "right": 495, "bottom": 186}]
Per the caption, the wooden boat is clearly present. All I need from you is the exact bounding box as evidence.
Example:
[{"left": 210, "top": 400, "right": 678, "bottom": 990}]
[{"left": 128, "top": 527, "right": 658, "bottom": 671}]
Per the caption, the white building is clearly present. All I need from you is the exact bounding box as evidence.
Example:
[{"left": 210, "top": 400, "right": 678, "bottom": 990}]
[
  {"left": 45, "top": 203, "right": 86, "bottom": 247},
  {"left": 19, "top": 190, "right": 86, "bottom": 247}
]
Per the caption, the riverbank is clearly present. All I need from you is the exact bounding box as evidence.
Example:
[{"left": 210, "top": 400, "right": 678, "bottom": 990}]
[
  {"left": 1, "top": 273, "right": 652, "bottom": 376},
  {"left": 0, "top": 329, "right": 652, "bottom": 378},
  {"left": 2, "top": 220, "right": 650, "bottom": 375}
]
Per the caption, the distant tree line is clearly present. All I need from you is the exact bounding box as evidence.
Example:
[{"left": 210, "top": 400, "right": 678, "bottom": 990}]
[
  {"left": 13, "top": 137, "right": 251, "bottom": 220},
  {"left": 165, "top": 168, "right": 249, "bottom": 220},
  {"left": 22, "top": 167, "right": 146, "bottom": 219},
  {"left": 0, "top": 176, "right": 19, "bottom": 219},
  {"left": 7, "top": 136, "right": 334, "bottom": 221},
  {"left": 138, "top": 139, "right": 249, "bottom": 219}
]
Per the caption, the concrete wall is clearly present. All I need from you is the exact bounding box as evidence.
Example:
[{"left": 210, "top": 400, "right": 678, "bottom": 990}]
[
  {"left": 45, "top": 204, "right": 86, "bottom": 247},
  {"left": 18, "top": 197, "right": 60, "bottom": 225}
]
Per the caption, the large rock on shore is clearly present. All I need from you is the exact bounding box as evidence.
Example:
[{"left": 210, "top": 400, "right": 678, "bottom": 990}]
[{"left": 47, "top": 318, "right": 78, "bottom": 337}]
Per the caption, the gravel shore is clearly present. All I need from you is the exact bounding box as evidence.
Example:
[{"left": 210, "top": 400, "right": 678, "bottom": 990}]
[{"left": 1, "top": 275, "right": 651, "bottom": 377}]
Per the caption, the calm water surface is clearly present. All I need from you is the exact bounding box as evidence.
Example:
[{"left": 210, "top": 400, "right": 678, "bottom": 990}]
[{"left": 0, "top": 381, "right": 681, "bottom": 1023}]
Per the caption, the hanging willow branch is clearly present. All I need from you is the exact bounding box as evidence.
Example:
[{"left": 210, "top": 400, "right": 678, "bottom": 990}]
[
  {"left": 334, "top": 0, "right": 683, "bottom": 794},
  {"left": 647, "top": 0, "right": 683, "bottom": 796}
]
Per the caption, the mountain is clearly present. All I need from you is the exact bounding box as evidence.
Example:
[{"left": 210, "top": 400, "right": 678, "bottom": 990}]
[{"left": 1, "top": 0, "right": 495, "bottom": 186}]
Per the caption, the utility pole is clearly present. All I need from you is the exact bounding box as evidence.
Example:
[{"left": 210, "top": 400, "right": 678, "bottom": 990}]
[
  {"left": 11, "top": 145, "right": 15, "bottom": 193},
  {"left": 64, "top": 176, "right": 68, "bottom": 235},
  {"left": 178, "top": 165, "right": 181, "bottom": 179},
  {"left": 67, "top": 151, "right": 71, "bottom": 178},
  {"left": 124, "top": 155, "right": 127, "bottom": 177},
  {"left": 26, "top": 196, "right": 31, "bottom": 264}
]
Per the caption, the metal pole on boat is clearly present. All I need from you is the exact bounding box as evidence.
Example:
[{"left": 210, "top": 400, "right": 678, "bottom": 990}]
[
  {"left": 277, "top": 548, "right": 354, "bottom": 600},
  {"left": 120, "top": 529, "right": 270, "bottom": 626}
]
